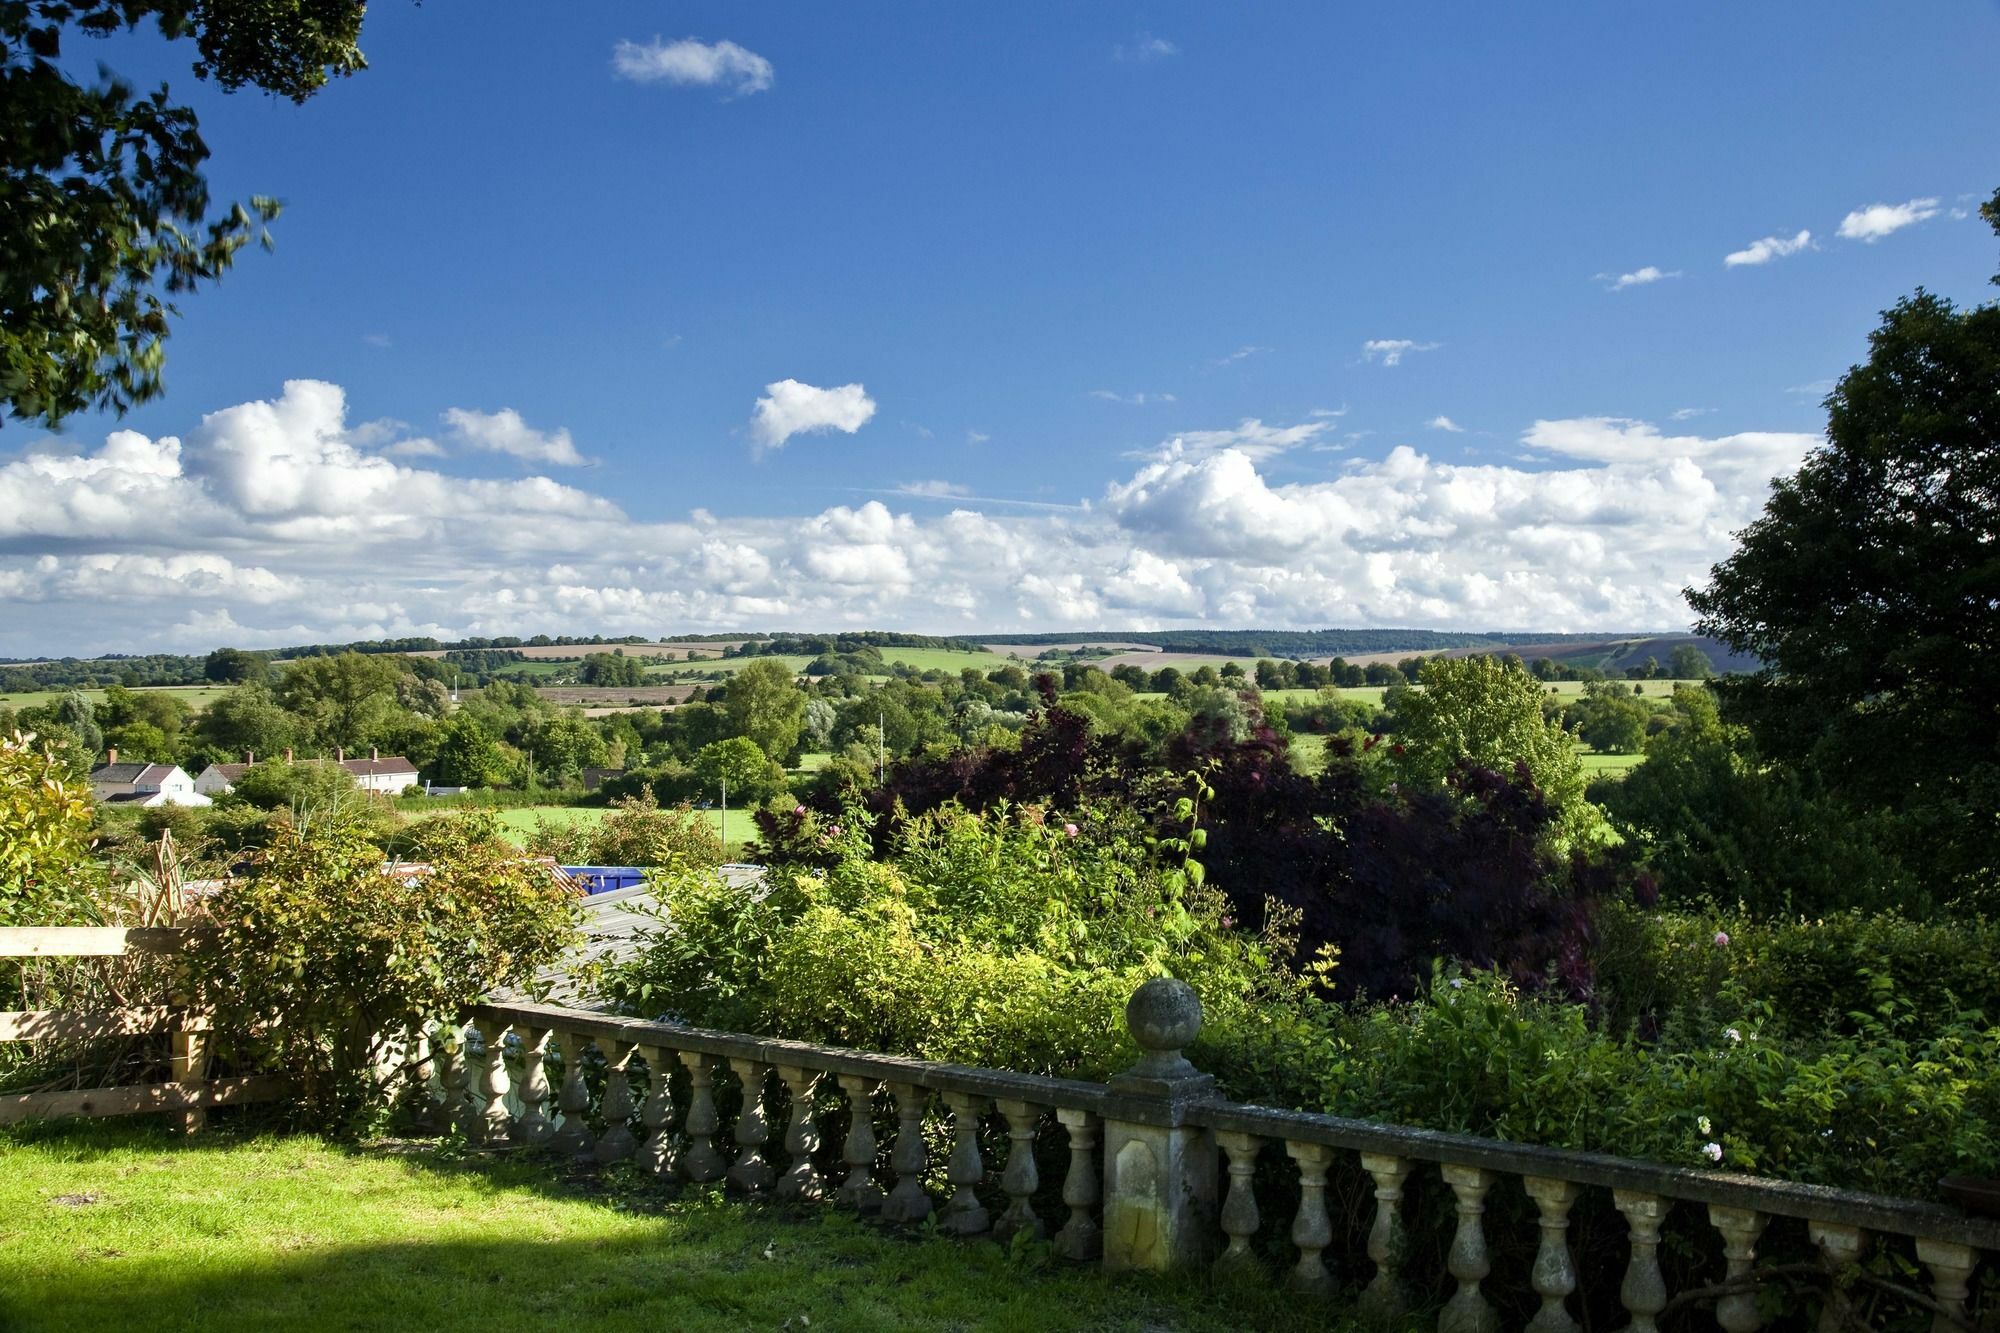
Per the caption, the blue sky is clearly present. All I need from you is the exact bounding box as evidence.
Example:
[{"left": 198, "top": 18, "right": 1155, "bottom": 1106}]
[{"left": 5, "top": 3, "right": 1998, "bottom": 654}]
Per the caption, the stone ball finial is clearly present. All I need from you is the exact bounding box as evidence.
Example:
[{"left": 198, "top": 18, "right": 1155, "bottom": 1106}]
[{"left": 1124, "top": 977, "right": 1203, "bottom": 1079}]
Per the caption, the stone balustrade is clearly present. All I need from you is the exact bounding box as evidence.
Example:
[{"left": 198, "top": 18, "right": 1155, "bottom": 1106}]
[{"left": 446, "top": 981, "right": 1998, "bottom": 1330}]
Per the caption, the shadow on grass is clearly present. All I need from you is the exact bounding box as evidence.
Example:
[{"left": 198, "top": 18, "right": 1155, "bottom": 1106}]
[{"left": 0, "top": 1116, "right": 1382, "bottom": 1333}]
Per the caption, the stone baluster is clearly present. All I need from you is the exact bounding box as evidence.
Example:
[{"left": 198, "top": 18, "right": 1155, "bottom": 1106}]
[
  {"left": 881, "top": 1081, "right": 933, "bottom": 1223},
  {"left": 438, "top": 1021, "right": 474, "bottom": 1139},
  {"left": 727, "top": 1059, "right": 774, "bottom": 1192},
  {"left": 593, "top": 1041, "right": 637, "bottom": 1163},
  {"left": 1439, "top": 1163, "right": 1500, "bottom": 1333},
  {"left": 469, "top": 1017, "right": 513, "bottom": 1147},
  {"left": 1358, "top": 1153, "right": 1412, "bottom": 1321},
  {"left": 1213, "top": 1130, "right": 1262, "bottom": 1274},
  {"left": 773, "top": 1065, "right": 824, "bottom": 1202},
  {"left": 550, "top": 1032, "right": 595, "bottom": 1157},
  {"left": 993, "top": 1098, "right": 1045, "bottom": 1242},
  {"left": 1808, "top": 1222, "right": 1868, "bottom": 1333},
  {"left": 1915, "top": 1237, "right": 1975, "bottom": 1333},
  {"left": 1523, "top": 1176, "right": 1581, "bottom": 1333},
  {"left": 636, "top": 1045, "right": 678, "bottom": 1175},
  {"left": 1053, "top": 1108, "right": 1101, "bottom": 1261},
  {"left": 939, "top": 1091, "right": 990, "bottom": 1235},
  {"left": 1708, "top": 1205, "right": 1769, "bottom": 1333},
  {"left": 678, "top": 1052, "right": 725, "bottom": 1182},
  {"left": 512, "top": 1027, "right": 554, "bottom": 1146},
  {"left": 1284, "top": 1140, "right": 1334, "bottom": 1294},
  {"left": 834, "top": 1074, "right": 884, "bottom": 1210},
  {"left": 405, "top": 1026, "right": 444, "bottom": 1132},
  {"left": 1613, "top": 1191, "right": 1672, "bottom": 1333}
]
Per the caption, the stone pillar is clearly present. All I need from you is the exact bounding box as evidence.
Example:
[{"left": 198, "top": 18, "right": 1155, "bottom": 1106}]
[
  {"left": 726, "top": 1058, "right": 774, "bottom": 1192},
  {"left": 513, "top": 1027, "right": 555, "bottom": 1147},
  {"left": 678, "top": 1052, "right": 725, "bottom": 1182},
  {"left": 593, "top": 1041, "right": 637, "bottom": 1163},
  {"left": 773, "top": 1065, "right": 824, "bottom": 1202},
  {"left": 1099, "top": 977, "right": 1219, "bottom": 1273},
  {"left": 993, "top": 1098, "right": 1045, "bottom": 1242},
  {"left": 1053, "top": 1107, "right": 1102, "bottom": 1261}
]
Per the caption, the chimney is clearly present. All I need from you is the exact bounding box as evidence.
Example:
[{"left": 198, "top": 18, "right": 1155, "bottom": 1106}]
[
  {"left": 336, "top": 746, "right": 345, "bottom": 763},
  {"left": 107, "top": 747, "right": 118, "bottom": 766},
  {"left": 284, "top": 747, "right": 294, "bottom": 764},
  {"left": 371, "top": 746, "right": 379, "bottom": 761}
]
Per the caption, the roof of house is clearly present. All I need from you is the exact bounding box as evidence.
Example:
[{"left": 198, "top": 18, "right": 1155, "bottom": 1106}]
[
  {"left": 90, "top": 762, "right": 179, "bottom": 786},
  {"left": 341, "top": 756, "right": 418, "bottom": 777},
  {"left": 201, "top": 763, "right": 254, "bottom": 781}
]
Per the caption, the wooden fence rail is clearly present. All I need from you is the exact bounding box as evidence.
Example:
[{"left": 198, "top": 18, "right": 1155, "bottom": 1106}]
[{"left": 0, "top": 925, "right": 278, "bottom": 1131}]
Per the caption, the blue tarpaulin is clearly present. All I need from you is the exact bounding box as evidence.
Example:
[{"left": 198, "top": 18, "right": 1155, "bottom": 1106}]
[{"left": 559, "top": 866, "right": 648, "bottom": 895}]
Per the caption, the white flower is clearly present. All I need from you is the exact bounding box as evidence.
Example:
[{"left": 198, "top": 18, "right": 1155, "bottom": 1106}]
[
  {"left": 1697, "top": 1116, "right": 1712, "bottom": 1135},
  {"left": 1702, "top": 1142, "right": 1723, "bottom": 1163},
  {"left": 1724, "top": 1027, "right": 1742, "bottom": 1045},
  {"left": 1448, "top": 978, "right": 1466, "bottom": 990}
]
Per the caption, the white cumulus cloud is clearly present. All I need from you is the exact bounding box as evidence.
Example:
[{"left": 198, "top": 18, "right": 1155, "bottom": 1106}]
[
  {"left": 1837, "top": 198, "right": 1940, "bottom": 242},
  {"left": 0, "top": 384, "right": 1827, "bottom": 656},
  {"left": 1725, "top": 230, "right": 1813, "bottom": 267},
  {"left": 611, "top": 37, "right": 773, "bottom": 97},
  {"left": 1428, "top": 416, "right": 1464, "bottom": 433},
  {"left": 749, "top": 379, "right": 878, "bottom": 455},
  {"left": 1362, "top": 339, "right": 1439, "bottom": 366},
  {"left": 443, "top": 407, "right": 587, "bottom": 466},
  {"left": 1601, "top": 265, "right": 1678, "bottom": 290}
]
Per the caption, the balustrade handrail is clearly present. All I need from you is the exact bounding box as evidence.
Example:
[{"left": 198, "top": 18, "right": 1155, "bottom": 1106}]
[
  {"left": 472, "top": 999, "right": 1112, "bottom": 1114},
  {"left": 472, "top": 996, "right": 2000, "bottom": 1254}
]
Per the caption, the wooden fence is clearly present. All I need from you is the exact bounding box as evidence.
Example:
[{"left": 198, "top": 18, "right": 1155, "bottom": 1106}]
[{"left": 0, "top": 926, "right": 283, "bottom": 1131}]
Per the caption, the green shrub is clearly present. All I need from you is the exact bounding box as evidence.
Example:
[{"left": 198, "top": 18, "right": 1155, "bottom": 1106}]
[
  {"left": 1, "top": 730, "right": 103, "bottom": 927},
  {"left": 605, "top": 800, "right": 1299, "bottom": 1078},
  {"left": 197, "top": 808, "right": 583, "bottom": 1132}
]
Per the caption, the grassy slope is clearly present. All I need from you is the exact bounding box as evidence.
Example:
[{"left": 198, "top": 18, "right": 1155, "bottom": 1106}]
[
  {"left": 485, "top": 806, "right": 759, "bottom": 859},
  {"left": 0, "top": 1121, "right": 1341, "bottom": 1333}
]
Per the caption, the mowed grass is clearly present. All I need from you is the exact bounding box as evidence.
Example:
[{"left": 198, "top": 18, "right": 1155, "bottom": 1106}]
[
  {"left": 0, "top": 1120, "right": 1343, "bottom": 1333},
  {"left": 484, "top": 805, "right": 758, "bottom": 859},
  {"left": 645, "top": 648, "right": 1027, "bottom": 681}
]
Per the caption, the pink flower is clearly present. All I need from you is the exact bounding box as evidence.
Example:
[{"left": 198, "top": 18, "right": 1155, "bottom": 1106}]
[
  {"left": 793, "top": 805, "right": 806, "bottom": 817},
  {"left": 1063, "top": 823, "right": 1079, "bottom": 838},
  {"left": 1713, "top": 931, "right": 1730, "bottom": 948},
  {"left": 1220, "top": 915, "right": 1236, "bottom": 929},
  {"left": 828, "top": 824, "right": 842, "bottom": 836}
]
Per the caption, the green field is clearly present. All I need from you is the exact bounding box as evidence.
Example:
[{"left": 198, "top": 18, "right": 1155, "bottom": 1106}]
[
  {"left": 0, "top": 685, "right": 235, "bottom": 713},
  {"left": 0, "top": 1120, "right": 1318, "bottom": 1333},
  {"left": 645, "top": 647, "right": 1027, "bottom": 681}
]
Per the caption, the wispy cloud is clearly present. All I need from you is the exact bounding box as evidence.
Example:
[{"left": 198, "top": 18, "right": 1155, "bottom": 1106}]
[
  {"left": 896, "top": 480, "right": 972, "bottom": 499},
  {"left": 611, "top": 37, "right": 773, "bottom": 97},
  {"left": 1427, "top": 415, "right": 1464, "bottom": 433},
  {"left": 1837, "top": 198, "right": 1939, "bottom": 243},
  {"left": 1361, "top": 339, "right": 1439, "bottom": 367},
  {"left": 1114, "top": 32, "right": 1178, "bottom": 63},
  {"left": 750, "top": 380, "right": 877, "bottom": 456},
  {"left": 1669, "top": 407, "right": 1713, "bottom": 421},
  {"left": 1725, "top": 230, "right": 1813, "bottom": 267},
  {"left": 1211, "top": 345, "right": 1267, "bottom": 367},
  {"left": 966, "top": 430, "right": 991, "bottom": 445},
  {"left": 1598, "top": 265, "right": 1679, "bottom": 291},
  {"left": 1309, "top": 405, "right": 1349, "bottom": 419},
  {"left": 444, "top": 407, "right": 588, "bottom": 466},
  {"left": 1786, "top": 379, "right": 1836, "bottom": 397},
  {"left": 1090, "top": 390, "right": 1177, "bottom": 406},
  {"left": 361, "top": 333, "right": 392, "bottom": 349}
]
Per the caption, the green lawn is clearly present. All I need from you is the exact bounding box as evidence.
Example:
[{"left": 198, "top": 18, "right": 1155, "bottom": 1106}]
[
  {"left": 487, "top": 805, "right": 758, "bottom": 860},
  {"left": 0, "top": 1120, "right": 1346, "bottom": 1333}
]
